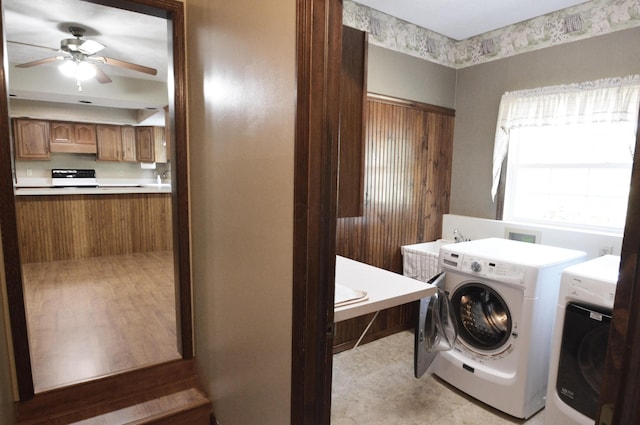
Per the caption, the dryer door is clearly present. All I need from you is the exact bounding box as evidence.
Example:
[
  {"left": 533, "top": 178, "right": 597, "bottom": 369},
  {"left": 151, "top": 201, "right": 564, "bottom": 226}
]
[
  {"left": 450, "top": 283, "right": 512, "bottom": 351},
  {"left": 414, "top": 272, "right": 458, "bottom": 378}
]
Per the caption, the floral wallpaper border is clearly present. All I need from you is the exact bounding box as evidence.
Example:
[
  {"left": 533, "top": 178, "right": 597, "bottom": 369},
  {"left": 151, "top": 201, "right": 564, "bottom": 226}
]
[{"left": 343, "top": 0, "right": 640, "bottom": 69}]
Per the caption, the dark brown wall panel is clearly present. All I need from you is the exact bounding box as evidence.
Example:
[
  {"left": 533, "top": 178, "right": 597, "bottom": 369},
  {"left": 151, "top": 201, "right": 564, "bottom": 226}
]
[{"left": 334, "top": 95, "right": 454, "bottom": 351}]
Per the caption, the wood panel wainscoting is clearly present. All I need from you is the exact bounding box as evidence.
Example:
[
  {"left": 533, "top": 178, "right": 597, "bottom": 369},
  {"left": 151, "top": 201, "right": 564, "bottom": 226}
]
[
  {"left": 15, "top": 193, "right": 172, "bottom": 264},
  {"left": 334, "top": 94, "right": 455, "bottom": 352}
]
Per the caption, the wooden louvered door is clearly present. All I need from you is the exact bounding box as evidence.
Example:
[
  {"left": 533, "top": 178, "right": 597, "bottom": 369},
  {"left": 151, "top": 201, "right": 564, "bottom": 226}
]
[{"left": 334, "top": 94, "right": 455, "bottom": 351}]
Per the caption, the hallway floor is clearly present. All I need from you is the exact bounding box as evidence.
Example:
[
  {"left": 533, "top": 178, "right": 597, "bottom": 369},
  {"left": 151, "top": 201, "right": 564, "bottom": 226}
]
[{"left": 332, "top": 331, "right": 545, "bottom": 425}]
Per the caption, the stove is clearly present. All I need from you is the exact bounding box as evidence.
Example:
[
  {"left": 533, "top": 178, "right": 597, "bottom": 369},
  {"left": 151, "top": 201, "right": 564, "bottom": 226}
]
[{"left": 51, "top": 169, "right": 98, "bottom": 187}]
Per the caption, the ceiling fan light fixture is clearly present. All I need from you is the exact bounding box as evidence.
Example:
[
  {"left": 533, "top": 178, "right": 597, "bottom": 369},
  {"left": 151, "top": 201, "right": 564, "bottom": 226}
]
[{"left": 59, "top": 60, "right": 96, "bottom": 81}]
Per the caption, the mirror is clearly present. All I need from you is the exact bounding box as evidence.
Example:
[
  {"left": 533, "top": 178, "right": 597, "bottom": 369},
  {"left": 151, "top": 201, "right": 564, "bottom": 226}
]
[{"left": 0, "top": 0, "right": 191, "bottom": 398}]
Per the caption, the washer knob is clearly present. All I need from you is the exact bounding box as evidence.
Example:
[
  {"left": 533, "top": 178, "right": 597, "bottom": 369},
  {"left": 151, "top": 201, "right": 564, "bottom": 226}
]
[{"left": 471, "top": 261, "right": 482, "bottom": 272}]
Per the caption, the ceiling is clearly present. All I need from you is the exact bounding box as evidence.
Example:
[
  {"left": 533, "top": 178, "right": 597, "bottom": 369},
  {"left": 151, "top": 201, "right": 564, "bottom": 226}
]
[
  {"left": 352, "top": 0, "right": 591, "bottom": 40},
  {"left": 4, "top": 0, "right": 592, "bottom": 110},
  {"left": 3, "top": 0, "right": 168, "bottom": 110}
]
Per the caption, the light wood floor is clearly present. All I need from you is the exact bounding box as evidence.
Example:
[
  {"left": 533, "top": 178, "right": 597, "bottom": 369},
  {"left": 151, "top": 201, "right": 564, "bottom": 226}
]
[{"left": 22, "top": 251, "right": 180, "bottom": 393}]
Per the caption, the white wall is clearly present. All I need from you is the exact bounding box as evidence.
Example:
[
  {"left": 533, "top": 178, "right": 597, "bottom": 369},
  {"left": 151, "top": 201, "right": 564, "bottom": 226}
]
[
  {"left": 186, "top": 0, "right": 295, "bottom": 424},
  {"left": 442, "top": 214, "right": 623, "bottom": 260}
]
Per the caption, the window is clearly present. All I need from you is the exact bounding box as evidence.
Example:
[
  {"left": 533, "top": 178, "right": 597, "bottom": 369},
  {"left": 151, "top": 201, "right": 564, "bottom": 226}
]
[
  {"left": 504, "top": 122, "right": 635, "bottom": 232},
  {"left": 492, "top": 76, "right": 640, "bottom": 234}
]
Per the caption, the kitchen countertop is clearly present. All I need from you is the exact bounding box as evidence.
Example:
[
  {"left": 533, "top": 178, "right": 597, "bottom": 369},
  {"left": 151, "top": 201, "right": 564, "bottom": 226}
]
[
  {"left": 14, "top": 178, "right": 171, "bottom": 195},
  {"left": 15, "top": 186, "right": 171, "bottom": 195},
  {"left": 334, "top": 255, "right": 437, "bottom": 322}
]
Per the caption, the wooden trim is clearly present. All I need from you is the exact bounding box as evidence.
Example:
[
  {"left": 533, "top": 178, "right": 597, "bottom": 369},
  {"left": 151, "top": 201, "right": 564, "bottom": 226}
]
[
  {"left": 292, "top": 0, "right": 342, "bottom": 423},
  {"left": 368, "top": 93, "right": 456, "bottom": 117},
  {"left": 597, "top": 110, "right": 640, "bottom": 424},
  {"left": 0, "top": 0, "right": 35, "bottom": 400},
  {"left": 0, "top": 0, "right": 192, "bottom": 401}
]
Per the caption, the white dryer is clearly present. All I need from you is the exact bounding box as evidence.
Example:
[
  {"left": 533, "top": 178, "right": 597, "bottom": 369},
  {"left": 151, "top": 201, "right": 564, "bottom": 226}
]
[
  {"left": 431, "top": 238, "right": 586, "bottom": 419},
  {"left": 545, "top": 255, "right": 620, "bottom": 425}
]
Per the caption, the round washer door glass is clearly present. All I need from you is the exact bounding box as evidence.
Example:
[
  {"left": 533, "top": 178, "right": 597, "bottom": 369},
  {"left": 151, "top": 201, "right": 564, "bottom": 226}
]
[{"left": 451, "top": 283, "right": 512, "bottom": 350}]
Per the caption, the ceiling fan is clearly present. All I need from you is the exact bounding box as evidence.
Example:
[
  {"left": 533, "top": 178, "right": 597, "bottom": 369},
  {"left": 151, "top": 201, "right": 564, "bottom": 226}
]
[{"left": 8, "top": 26, "right": 158, "bottom": 90}]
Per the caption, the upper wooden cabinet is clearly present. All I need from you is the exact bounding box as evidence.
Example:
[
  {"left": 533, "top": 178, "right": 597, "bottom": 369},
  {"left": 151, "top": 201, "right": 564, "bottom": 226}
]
[
  {"left": 338, "top": 26, "right": 367, "bottom": 218},
  {"left": 96, "top": 125, "right": 138, "bottom": 162},
  {"left": 121, "top": 126, "right": 137, "bottom": 162},
  {"left": 50, "top": 121, "right": 97, "bottom": 154},
  {"left": 13, "top": 119, "right": 50, "bottom": 160},
  {"left": 135, "top": 126, "right": 166, "bottom": 163}
]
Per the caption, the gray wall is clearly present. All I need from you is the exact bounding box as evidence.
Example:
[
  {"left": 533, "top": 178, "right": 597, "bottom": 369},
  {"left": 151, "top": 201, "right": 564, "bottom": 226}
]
[
  {"left": 451, "top": 27, "right": 640, "bottom": 219},
  {"left": 368, "top": 44, "right": 457, "bottom": 108}
]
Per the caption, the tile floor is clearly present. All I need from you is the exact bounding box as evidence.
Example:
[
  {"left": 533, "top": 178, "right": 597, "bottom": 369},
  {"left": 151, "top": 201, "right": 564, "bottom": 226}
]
[{"left": 331, "top": 331, "right": 545, "bottom": 425}]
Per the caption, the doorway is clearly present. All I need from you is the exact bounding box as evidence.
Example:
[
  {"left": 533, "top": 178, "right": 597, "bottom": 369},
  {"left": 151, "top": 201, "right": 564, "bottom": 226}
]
[{"left": 0, "top": 0, "right": 191, "bottom": 401}]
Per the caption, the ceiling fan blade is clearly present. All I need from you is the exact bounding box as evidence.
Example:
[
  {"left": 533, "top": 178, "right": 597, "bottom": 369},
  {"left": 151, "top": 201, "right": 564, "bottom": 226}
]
[
  {"left": 15, "top": 57, "right": 61, "bottom": 68},
  {"left": 8, "top": 40, "right": 60, "bottom": 53},
  {"left": 94, "top": 56, "right": 158, "bottom": 76},
  {"left": 91, "top": 64, "right": 112, "bottom": 84}
]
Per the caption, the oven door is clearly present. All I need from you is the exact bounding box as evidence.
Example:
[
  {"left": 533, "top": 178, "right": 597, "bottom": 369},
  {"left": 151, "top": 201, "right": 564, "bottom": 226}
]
[
  {"left": 414, "top": 272, "right": 457, "bottom": 378},
  {"left": 556, "top": 302, "right": 611, "bottom": 420}
]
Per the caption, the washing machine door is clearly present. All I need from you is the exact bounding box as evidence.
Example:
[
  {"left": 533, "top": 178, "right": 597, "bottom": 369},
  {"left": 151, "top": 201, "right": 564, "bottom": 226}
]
[
  {"left": 450, "top": 283, "right": 512, "bottom": 351},
  {"left": 414, "top": 272, "right": 458, "bottom": 378}
]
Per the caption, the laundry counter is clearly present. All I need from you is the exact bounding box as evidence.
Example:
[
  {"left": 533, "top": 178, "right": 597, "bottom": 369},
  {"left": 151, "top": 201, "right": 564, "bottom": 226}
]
[{"left": 334, "top": 255, "right": 437, "bottom": 322}]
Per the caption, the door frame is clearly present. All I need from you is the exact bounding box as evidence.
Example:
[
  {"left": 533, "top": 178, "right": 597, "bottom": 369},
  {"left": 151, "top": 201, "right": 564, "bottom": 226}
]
[
  {"left": 0, "top": 0, "right": 191, "bottom": 401},
  {"left": 597, "top": 113, "right": 640, "bottom": 424},
  {"left": 291, "top": 0, "right": 342, "bottom": 423}
]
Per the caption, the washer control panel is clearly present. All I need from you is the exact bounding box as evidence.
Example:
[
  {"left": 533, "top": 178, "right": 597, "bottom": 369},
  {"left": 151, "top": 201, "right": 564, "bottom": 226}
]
[{"left": 443, "top": 253, "right": 526, "bottom": 284}]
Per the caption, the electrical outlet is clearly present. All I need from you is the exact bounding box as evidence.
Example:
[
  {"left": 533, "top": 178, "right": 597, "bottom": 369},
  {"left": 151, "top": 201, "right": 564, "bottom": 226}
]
[
  {"left": 26, "top": 169, "right": 32, "bottom": 176},
  {"left": 119, "top": 171, "right": 125, "bottom": 176}
]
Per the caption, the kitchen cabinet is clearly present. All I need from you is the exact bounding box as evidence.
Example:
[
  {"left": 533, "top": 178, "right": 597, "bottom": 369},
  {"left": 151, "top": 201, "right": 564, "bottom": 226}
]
[
  {"left": 121, "top": 126, "right": 137, "bottom": 162},
  {"left": 13, "top": 118, "right": 50, "bottom": 160},
  {"left": 96, "top": 125, "right": 137, "bottom": 162},
  {"left": 338, "top": 25, "right": 367, "bottom": 218},
  {"left": 135, "top": 126, "right": 166, "bottom": 163},
  {"left": 50, "top": 121, "right": 97, "bottom": 154}
]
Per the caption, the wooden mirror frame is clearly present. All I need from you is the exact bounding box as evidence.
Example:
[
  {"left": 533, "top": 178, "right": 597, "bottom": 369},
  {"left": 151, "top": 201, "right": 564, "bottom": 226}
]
[{"left": 0, "top": 0, "right": 191, "bottom": 401}]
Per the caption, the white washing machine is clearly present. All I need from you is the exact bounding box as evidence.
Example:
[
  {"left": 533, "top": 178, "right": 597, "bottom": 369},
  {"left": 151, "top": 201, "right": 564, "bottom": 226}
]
[
  {"left": 544, "top": 255, "right": 620, "bottom": 425},
  {"left": 430, "top": 238, "right": 586, "bottom": 419}
]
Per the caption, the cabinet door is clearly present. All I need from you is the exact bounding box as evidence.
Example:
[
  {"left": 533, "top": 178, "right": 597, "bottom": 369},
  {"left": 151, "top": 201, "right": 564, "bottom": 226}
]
[
  {"left": 49, "top": 122, "right": 75, "bottom": 151},
  {"left": 135, "top": 126, "right": 155, "bottom": 162},
  {"left": 50, "top": 122, "right": 96, "bottom": 153},
  {"left": 121, "top": 126, "right": 137, "bottom": 162},
  {"left": 13, "top": 119, "right": 50, "bottom": 160},
  {"left": 74, "top": 123, "right": 97, "bottom": 153},
  {"left": 153, "top": 126, "right": 167, "bottom": 163},
  {"left": 96, "top": 125, "right": 122, "bottom": 161},
  {"left": 337, "top": 25, "right": 367, "bottom": 218}
]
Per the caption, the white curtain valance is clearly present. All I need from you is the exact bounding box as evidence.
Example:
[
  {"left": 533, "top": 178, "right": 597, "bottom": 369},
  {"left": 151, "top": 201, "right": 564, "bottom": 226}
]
[{"left": 491, "top": 75, "right": 640, "bottom": 200}]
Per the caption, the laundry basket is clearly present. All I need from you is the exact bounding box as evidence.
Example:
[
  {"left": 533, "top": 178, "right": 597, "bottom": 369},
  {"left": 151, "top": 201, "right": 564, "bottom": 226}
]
[{"left": 400, "top": 240, "right": 453, "bottom": 282}]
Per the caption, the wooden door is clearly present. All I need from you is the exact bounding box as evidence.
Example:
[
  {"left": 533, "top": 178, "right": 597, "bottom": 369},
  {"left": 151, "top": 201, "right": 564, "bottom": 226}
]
[{"left": 13, "top": 119, "right": 50, "bottom": 160}]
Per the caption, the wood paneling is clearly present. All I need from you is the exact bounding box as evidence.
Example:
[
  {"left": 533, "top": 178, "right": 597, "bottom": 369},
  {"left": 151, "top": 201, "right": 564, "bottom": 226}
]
[
  {"left": 15, "top": 194, "right": 173, "bottom": 264},
  {"left": 338, "top": 25, "right": 367, "bottom": 218},
  {"left": 334, "top": 94, "right": 454, "bottom": 351}
]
